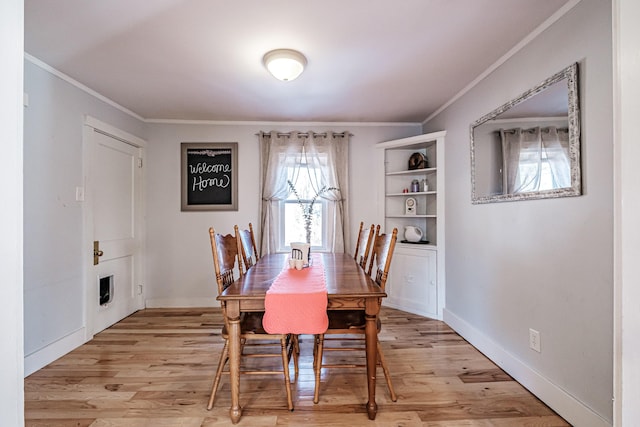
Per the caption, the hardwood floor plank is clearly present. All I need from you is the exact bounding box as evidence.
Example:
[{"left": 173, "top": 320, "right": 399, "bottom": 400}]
[
  {"left": 25, "top": 419, "right": 95, "bottom": 427},
  {"left": 24, "top": 307, "right": 570, "bottom": 426},
  {"left": 90, "top": 419, "right": 206, "bottom": 427},
  {"left": 423, "top": 416, "right": 571, "bottom": 427}
]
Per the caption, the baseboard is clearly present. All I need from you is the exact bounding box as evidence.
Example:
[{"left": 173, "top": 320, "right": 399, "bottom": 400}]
[
  {"left": 443, "top": 308, "right": 611, "bottom": 427},
  {"left": 144, "top": 297, "right": 217, "bottom": 308},
  {"left": 24, "top": 327, "right": 86, "bottom": 377}
]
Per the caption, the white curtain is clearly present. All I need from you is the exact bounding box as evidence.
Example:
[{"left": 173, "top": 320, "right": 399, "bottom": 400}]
[
  {"left": 500, "top": 126, "right": 570, "bottom": 194},
  {"left": 542, "top": 127, "right": 571, "bottom": 188},
  {"left": 258, "top": 131, "right": 349, "bottom": 255}
]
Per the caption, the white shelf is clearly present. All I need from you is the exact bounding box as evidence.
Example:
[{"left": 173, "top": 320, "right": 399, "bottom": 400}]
[
  {"left": 386, "top": 214, "right": 437, "bottom": 218},
  {"left": 396, "top": 242, "right": 437, "bottom": 250},
  {"left": 386, "top": 167, "right": 437, "bottom": 176},
  {"left": 387, "top": 191, "right": 436, "bottom": 196}
]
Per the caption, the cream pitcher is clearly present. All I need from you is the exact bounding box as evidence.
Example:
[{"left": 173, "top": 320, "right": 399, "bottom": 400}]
[{"left": 403, "top": 226, "right": 423, "bottom": 242}]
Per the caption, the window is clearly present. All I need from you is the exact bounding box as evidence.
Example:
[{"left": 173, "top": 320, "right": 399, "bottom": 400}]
[
  {"left": 259, "top": 131, "right": 348, "bottom": 255},
  {"left": 514, "top": 139, "right": 570, "bottom": 193},
  {"left": 278, "top": 158, "right": 332, "bottom": 252},
  {"left": 281, "top": 198, "right": 327, "bottom": 249},
  {"left": 501, "top": 126, "right": 571, "bottom": 195},
  {"left": 515, "top": 149, "right": 554, "bottom": 193}
]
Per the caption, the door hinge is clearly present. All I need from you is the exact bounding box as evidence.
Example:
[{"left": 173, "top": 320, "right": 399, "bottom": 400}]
[{"left": 137, "top": 158, "right": 143, "bottom": 168}]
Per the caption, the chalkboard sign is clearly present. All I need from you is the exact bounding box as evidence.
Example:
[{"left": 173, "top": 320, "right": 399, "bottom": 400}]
[{"left": 181, "top": 142, "right": 238, "bottom": 211}]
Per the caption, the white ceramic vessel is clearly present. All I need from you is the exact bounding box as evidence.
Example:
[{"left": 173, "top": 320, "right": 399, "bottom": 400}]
[{"left": 404, "top": 226, "right": 423, "bottom": 242}]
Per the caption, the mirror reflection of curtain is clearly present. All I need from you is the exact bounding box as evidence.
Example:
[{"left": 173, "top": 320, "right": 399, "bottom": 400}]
[
  {"left": 258, "top": 131, "right": 349, "bottom": 255},
  {"left": 500, "top": 126, "right": 570, "bottom": 194}
]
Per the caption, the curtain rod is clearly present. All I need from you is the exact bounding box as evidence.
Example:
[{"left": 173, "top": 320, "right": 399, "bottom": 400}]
[
  {"left": 256, "top": 131, "right": 352, "bottom": 138},
  {"left": 497, "top": 126, "right": 568, "bottom": 134}
]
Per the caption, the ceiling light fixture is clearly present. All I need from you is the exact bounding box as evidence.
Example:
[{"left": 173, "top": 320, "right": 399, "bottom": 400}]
[{"left": 263, "top": 49, "right": 307, "bottom": 82}]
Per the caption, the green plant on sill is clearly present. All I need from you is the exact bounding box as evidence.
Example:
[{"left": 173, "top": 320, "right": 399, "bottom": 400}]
[{"left": 287, "top": 179, "right": 340, "bottom": 244}]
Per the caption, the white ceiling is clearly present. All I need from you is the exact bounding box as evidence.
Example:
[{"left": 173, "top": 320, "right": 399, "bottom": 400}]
[{"left": 24, "top": 0, "right": 572, "bottom": 123}]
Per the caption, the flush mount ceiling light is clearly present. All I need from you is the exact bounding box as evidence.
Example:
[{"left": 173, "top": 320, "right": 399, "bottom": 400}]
[{"left": 263, "top": 49, "right": 307, "bottom": 82}]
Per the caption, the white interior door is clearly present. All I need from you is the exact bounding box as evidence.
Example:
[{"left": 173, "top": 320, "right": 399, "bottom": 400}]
[{"left": 86, "top": 123, "right": 144, "bottom": 335}]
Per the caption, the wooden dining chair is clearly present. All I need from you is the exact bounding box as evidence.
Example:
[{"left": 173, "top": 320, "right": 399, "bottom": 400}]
[
  {"left": 207, "top": 227, "right": 296, "bottom": 411},
  {"left": 236, "top": 223, "right": 300, "bottom": 377},
  {"left": 313, "top": 227, "right": 399, "bottom": 404},
  {"left": 353, "top": 222, "right": 377, "bottom": 269},
  {"left": 236, "top": 223, "right": 259, "bottom": 271}
]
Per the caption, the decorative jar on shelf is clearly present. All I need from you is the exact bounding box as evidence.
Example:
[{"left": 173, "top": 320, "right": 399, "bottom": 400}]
[{"left": 404, "top": 226, "right": 423, "bottom": 242}]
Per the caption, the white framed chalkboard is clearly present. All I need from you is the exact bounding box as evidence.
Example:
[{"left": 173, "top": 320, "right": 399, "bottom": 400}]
[{"left": 181, "top": 142, "right": 238, "bottom": 211}]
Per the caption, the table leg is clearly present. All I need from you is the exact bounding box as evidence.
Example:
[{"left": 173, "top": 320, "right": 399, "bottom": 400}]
[
  {"left": 365, "top": 299, "right": 378, "bottom": 420},
  {"left": 226, "top": 302, "right": 242, "bottom": 424}
]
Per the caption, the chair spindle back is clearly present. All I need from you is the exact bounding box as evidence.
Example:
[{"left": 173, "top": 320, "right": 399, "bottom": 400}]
[
  {"left": 209, "top": 227, "right": 244, "bottom": 297},
  {"left": 237, "top": 222, "right": 259, "bottom": 270},
  {"left": 354, "top": 222, "right": 376, "bottom": 269},
  {"left": 366, "top": 227, "right": 398, "bottom": 291}
]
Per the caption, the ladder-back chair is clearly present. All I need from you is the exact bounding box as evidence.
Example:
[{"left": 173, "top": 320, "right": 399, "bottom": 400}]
[
  {"left": 207, "top": 227, "right": 296, "bottom": 411},
  {"left": 313, "top": 227, "right": 399, "bottom": 404}
]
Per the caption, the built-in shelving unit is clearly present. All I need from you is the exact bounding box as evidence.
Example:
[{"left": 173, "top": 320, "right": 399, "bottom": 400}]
[{"left": 375, "top": 131, "right": 445, "bottom": 319}]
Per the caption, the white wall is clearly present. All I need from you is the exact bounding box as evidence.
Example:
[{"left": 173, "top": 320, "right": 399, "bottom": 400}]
[
  {"left": 0, "top": 0, "right": 24, "bottom": 425},
  {"left": 22, "top": 58, "right": 147, "bottom": 373},
  {"left": 144, "top": 123, "right": 420, "bottom": 307},
  {"left": 424, "top": 0, "right": 613, "bottom": 424}
]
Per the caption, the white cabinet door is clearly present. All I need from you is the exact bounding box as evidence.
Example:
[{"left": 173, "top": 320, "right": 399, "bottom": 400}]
[{"left": 385, "top": 247, "right": 437, "bottom": 319}]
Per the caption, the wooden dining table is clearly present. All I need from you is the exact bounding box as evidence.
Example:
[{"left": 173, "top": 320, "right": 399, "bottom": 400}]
[{"left": 217, "top": 252, "right": 387, "bottom": 424}]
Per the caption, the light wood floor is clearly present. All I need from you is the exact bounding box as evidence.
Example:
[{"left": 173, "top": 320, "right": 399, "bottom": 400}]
[{"left": 24, "top": 307, "right": 570, "bottom": 426}]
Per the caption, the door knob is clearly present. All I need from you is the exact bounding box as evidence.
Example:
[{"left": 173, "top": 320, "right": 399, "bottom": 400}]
[{"left": 93, "top": 241, "right": 104, "bottom": 265}]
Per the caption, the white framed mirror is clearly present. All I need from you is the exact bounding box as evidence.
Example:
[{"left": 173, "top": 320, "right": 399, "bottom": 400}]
[{"left": 470, "top": 63, "right": 581, "bottom": 204}]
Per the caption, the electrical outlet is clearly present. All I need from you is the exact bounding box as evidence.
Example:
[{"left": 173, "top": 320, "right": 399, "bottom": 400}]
[{"left": 529, "top": 328, "right": 541, "bottom": 353}]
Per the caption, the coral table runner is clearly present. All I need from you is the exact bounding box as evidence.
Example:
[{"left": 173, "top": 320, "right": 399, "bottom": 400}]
[{"left": 263, "top": 253, "right": 328, "bottom": 334}]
